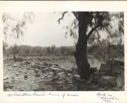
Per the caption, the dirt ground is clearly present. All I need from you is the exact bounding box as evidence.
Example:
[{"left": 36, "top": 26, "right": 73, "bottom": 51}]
[{"left": 3, "top": 56, "right": 124, "bottom": 91}]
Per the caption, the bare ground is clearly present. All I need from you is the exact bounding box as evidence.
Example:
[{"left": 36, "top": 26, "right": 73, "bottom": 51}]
[{"left": 3, "top": 56, "right": 124, "bottom": 91}]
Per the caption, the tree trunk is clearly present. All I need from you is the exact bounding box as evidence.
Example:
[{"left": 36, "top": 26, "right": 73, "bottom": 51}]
[{"left": 74, "top": 12, "right": 91, "bottom": 80}]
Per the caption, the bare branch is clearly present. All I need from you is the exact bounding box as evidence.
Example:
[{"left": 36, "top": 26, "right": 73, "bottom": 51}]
[
  {"left": 58, "top": 11, "right": 68, "bottom": 24},
  {"left": 105, "top": 26, "right": 112, "bottom": 36},
  {"left": 72, "top": 12, "right": 78, "bottom": 20},
  {"left": 86, "top": 25, "right": 99, "bottom": 40},
  {"left": 95, "top": 30, "right": 101, "bottom": 44},
  {"left": 119, "top": 23, "right": 124, "bottom": 34}
]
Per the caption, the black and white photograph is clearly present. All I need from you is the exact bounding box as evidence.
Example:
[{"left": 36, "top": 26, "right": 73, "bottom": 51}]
[
  {"left": 3, "top": 11, "right": 124, "bottom": 91},
  {"left": 0, "top": 1, "right": 127, "bottom": 103}
]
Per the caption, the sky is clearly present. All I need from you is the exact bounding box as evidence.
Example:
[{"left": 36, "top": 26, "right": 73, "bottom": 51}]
[
  {"left": 4, "top": 12, "right": 77, "bottom": 47},
  {"left": 3, "top": 12, "right": 123, "bottom": 47}
]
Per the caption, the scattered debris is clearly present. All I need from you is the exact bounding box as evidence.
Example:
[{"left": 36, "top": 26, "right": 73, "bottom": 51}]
[
  {"left": 4, "top": 76, "right": 9, "bottom": 80},
  {"left": 35, "top": 73, "right": 40, "bottom": 77},
  {"left": 91, "top": 59, "right": 124, "bottom": 88},
  {"left": 4, "top": 82, "right": 13, "bottom": 90},
  {"left": 3, "top": 57, "right": 124, "bottom": 91},
  {"left": 24, "top": 74, "right": 28, "bottom": 80}
]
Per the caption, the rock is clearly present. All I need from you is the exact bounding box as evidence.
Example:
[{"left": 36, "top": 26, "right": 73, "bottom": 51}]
[
  {"left": 90, "top": 67, "right": 98, "bottom": 74},
  {"left": 6, "top": 88, "right": 11, "bottom": 91},
  {"left": 112, "top": 66, "right": 124, "bottom": 74},
  {"left": 4, "top": 76, "right": 9, "bottom": 80},
  {"left": 106, "top": 59, "right": 124, "bottom": 66},
  {"left": 43, "top": 73, "right": 49, "bottom": 77},
  {"left": 71, "top": 68, "right": 78, "bottom": 74},
  {"left": 99, "top": 63, "right": 112, "bottom": 72},
  {"left": 43, "top": 62, "right": 48, "bottom": 66},
  {"left": 48, "top": 63, "right": 52, "bottom": 67},
  {"left": 41, "top": 66, "right": 47, "bottom": 69},
  {"left": 67, "top": 73, "right": 72, "bottom": 77},
  {"left": 24, "top": 75, "right": 28, "bottom": 80},
  {"left": 16, "top": 72, "right": 19, "bottom": 76},
  {"left": 12, "top": 77, "right": 15, "bottom": 79},
  {"left": 91, "top": 72, "right": 101, "bottom": 84},
  {"left": 36, "top": 65, "right": 46, "bottom": 69},
  {"left": 99, "top": 71, "right": 112, "bottom": 76},
  {"left": 98, "top": 78, "right": 108, "bottom": 87},
  {"left": 60, "top": 66, "right": 65, "bottom": 69},
  {"left": 35, "top": 73, "right": 40, "bottom": 77},
  {"left": 101, "top": 75, "right": 115, "bottom": 80},
  {"left": 27, "top": 67, "right": 31, "bottom": 70},
  {"left": 8, "top": 68, "right": 12, "bottom": 71},
  {"left": 25, "top": 61, "right": 31, "bottom": 65},
  {"left": 13, "top": 63, "right": 17, "bottom": 67},
  {"left": 57, "top": 72, "right": 65, "bottom": 77},
  {"left": 52, "top": 65, "right": 61, "bottom": 69},
  {"left": 92, "top": 73, "right": 116, "bottom": 87},
  {"left": 101, "top": 76, "right": 116, "bottom": 87},
  {"left": 5, "top": 64, "right": 8, "bottom": 66},
  {"left": 41, "top": 67, "right": 49, "bottom": 73},
  {"left": 17, "top": 57, "right": 23, "bottom": 62},
  {"left": 4, "top": 82, "right": 13, "bottom": 90},
  {"left": 122, "top": 85, "right": 125, "bottom": 90},
  {"left": 71, "top": 67, "right": 77, "bottom": 71},
  {"left": 50, "top": 67, "right": 61, "bottom": 71},
  {"left": 66, "top": 69, "right": 73, "bottom": 73},
  {"left": 115, "top": 74, "right": 124, "bottom": 87},
  {"left": 106, "top": 59, "right": 113, "bottom": 65},
  {"left": 54, "top": 64, "right": 59, "bottom": 66},
  {"left": 34, "top": 69, "right": 39, "bottom": 73},
  {"left": 74, "top": 74, "right": 80, "bottom": 78},
  {"left": 66, "top": 78, "right": 73, "bottom": 84},
  {"left": 46, "top": 72, "right": 54, "bottom": 78},
  {"left": 56, "top": 72, "right": 66, "bottom": 81}
]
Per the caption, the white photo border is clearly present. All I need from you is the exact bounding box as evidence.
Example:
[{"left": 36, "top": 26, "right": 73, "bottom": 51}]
[{"left": 0, "top": 1, "right": 127, "bottom": 103}]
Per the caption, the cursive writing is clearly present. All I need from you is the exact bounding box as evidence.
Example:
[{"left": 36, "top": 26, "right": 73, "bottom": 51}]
[
  {"left": 7, "top": 92, "right": 79, "bottom": 99},
  {"left": 97, "top": 93, "right": 119, "bottom": 103}
]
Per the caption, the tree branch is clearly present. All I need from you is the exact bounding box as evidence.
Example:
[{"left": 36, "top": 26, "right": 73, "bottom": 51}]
[
  {"left": 95, "top": 30, "right": 101, "bottom": 44},
  {"left": 86, "top": 25, "right": 99, "bottom": 40},
  {"left": 58, "top": 11, "right": 68, "bottom": 24},
  {"left": 72, "top": 12, "right": 78, "bottom": 20},
  {"left": 105, "top": 26, "right": 112, "bottom": 36},
  {"left": 119, "top": 23, "right": 124, "bottom": 34}
]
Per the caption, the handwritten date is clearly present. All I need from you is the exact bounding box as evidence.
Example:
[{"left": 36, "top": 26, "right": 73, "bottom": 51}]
[{"left": 97, "top": 93, "right": 119, "bottom": 103}]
